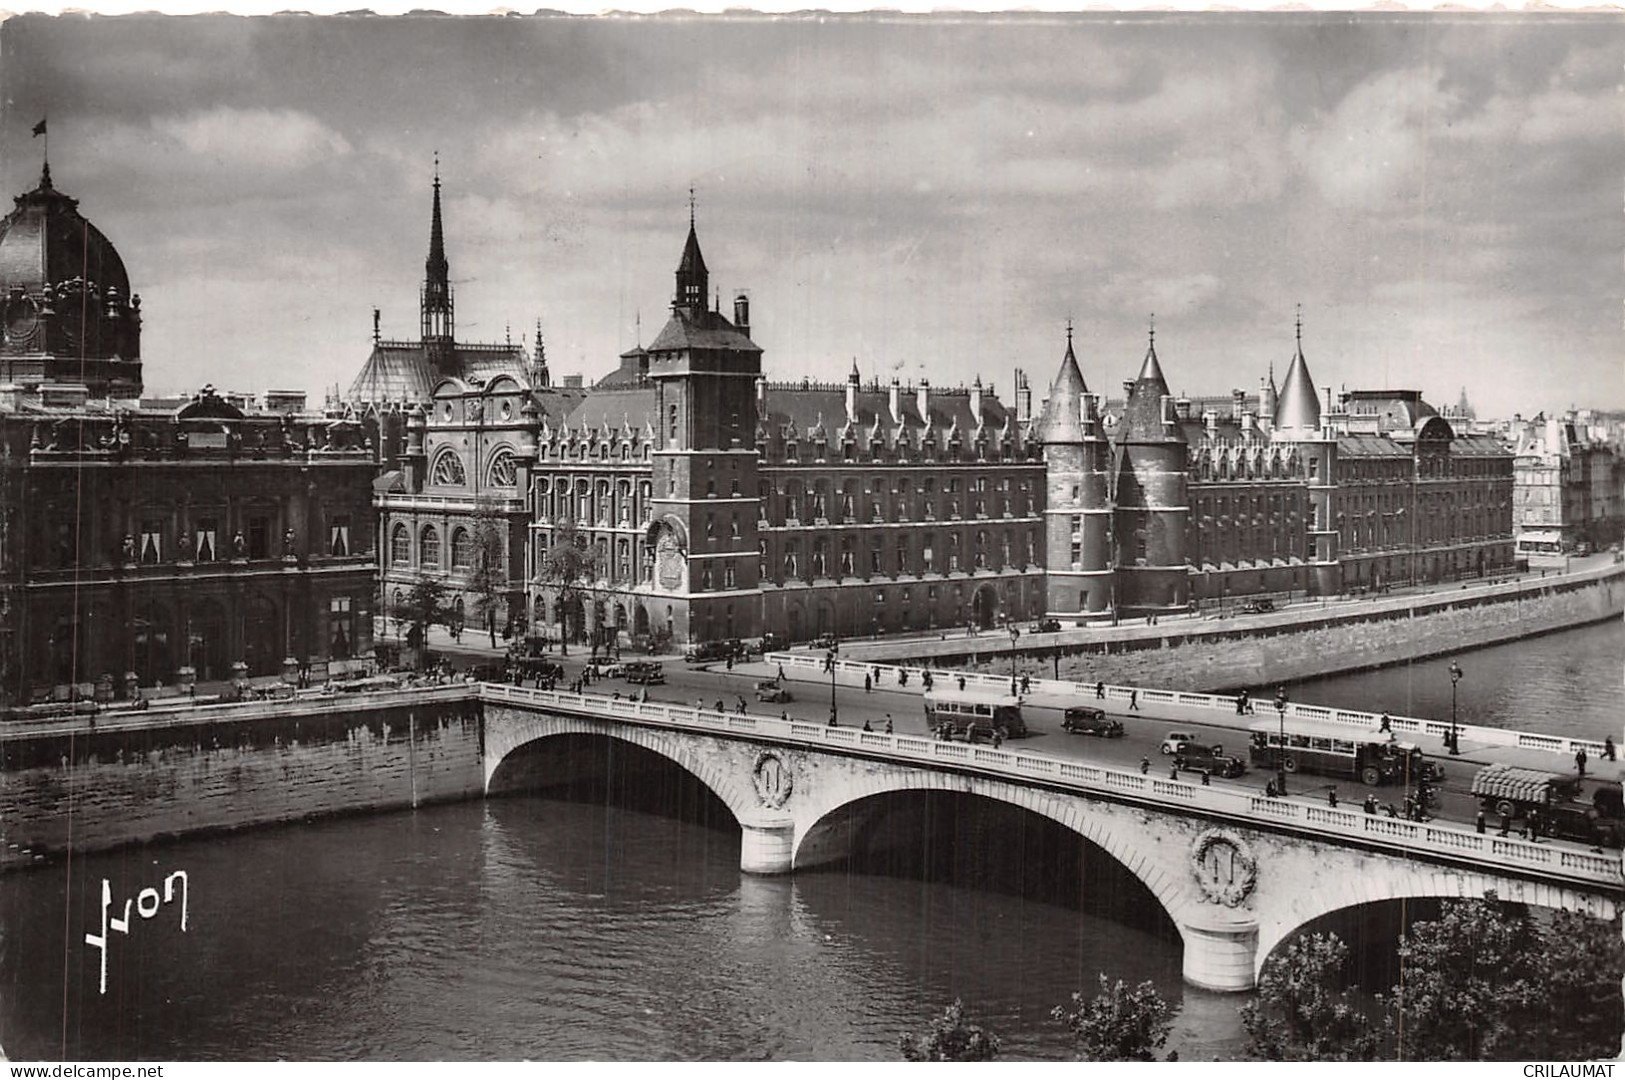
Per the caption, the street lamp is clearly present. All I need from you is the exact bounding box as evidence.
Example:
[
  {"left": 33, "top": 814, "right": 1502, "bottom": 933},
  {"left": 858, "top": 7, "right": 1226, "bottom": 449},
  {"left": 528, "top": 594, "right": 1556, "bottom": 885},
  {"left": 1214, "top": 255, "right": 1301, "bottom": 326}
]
[
  {"left": 1008, "top": 622, "right": 1020, "bottom": 695},
  {"left": 827, "top": 644, "right": 838, "bottom": 725},
  {"left": 1275, "top": 687, "right": 1290, "bottom": 795},
  {"left": 1448, "top": 661, "right": 1463, "bottom": 755}
]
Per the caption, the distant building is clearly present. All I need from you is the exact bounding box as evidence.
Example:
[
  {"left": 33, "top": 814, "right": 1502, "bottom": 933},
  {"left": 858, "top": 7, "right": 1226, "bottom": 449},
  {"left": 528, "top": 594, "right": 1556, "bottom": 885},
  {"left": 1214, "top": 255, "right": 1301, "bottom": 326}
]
[
  {"left": 0, "top": 168, "right": 376, "bottom": 706},
  {"left": 1510, "top": 413, "right": 1624, "bottom": 554}
]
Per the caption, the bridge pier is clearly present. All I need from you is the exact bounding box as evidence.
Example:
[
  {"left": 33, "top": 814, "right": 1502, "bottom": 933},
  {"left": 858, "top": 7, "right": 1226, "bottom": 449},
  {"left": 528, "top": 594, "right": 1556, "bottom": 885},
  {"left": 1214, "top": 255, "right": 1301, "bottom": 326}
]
[
  {"left": 1178, "top": 912, "right": 1259, "bottom": 992},
  {"left": 739, "top": 816, "right": 796, "bottom": 875}
]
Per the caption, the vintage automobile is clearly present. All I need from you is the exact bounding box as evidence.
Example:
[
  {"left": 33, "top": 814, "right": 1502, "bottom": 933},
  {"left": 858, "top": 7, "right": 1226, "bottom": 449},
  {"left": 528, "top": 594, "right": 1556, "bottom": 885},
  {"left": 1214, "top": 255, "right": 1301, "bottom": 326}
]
[
  {"left": 1172, "top": 741, "right": 1247, "bottom": 779},
  {"left": 622, "top": 661, "right": 666, "bottom": 685},
  {"left": 1238, "top": 598, "right": 1276, "bottom": 614},
  {"left": 1061, "top": 706, "right": 1123, "bottom": 737},
  {"left": 754, "top": 680, "right": 793, "bottom": 703},
  {"left": 811, "top": 633, "right": 838, "bottom": 651},
  {"left": 1160, "top": 730, "right": 1200, "bottom": 755},
  {"left": 1029, "top": 618, "right": 1062, "bottom": 634}
]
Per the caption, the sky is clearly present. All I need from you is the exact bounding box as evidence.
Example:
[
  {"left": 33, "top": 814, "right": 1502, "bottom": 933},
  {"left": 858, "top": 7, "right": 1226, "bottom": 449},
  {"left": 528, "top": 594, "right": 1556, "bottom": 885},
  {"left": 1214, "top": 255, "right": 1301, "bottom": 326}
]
[{"left": 0, "top": 13, "right": 1620, "bottom": 418}]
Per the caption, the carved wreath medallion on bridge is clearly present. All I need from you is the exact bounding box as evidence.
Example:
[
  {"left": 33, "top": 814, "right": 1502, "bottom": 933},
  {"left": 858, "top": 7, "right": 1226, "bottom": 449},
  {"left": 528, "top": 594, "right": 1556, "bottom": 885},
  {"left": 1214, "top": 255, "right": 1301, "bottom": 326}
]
[
  {"left": 752, "top": 751, "right": 794, "bottom": 809},
  {"left": 1190, "top": 828, "right": 1258, "bottom": 908}
]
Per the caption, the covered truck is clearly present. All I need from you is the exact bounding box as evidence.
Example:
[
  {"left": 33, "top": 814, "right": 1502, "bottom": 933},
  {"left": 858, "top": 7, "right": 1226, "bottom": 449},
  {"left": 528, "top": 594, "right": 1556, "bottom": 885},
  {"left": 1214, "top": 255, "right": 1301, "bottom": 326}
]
[{"left": 1470, "top": 763, "right": 1623, "bottom": 847}]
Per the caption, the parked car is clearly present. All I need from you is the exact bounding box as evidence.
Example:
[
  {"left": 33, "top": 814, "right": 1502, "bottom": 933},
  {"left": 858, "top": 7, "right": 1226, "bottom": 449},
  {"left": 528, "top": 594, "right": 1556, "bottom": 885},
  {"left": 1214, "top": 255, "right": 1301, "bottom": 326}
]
[
  {"left": 1172, "top": 741, "right": 1247, "bottom": 779},
  {"left": 1238, "top": 598, "right": 1276, "bottom": 614},
  {"left": 514, "top": 657, "right": 564, "bottom": 684},
  {"left": 755, "top": 680, "right": 792, "bottom": 703},
  {"left": 684, "top": 641, "right": 732, "bottom": 664},
  {"left": 1029, "top": 618, "right": 1062, "bottom": 634},
  {"left": 758, "top": 633, "right": 785, "bottom": 654},
  {"left": 1061, "top": 706, "right": 1122, "bottom": 737},
  {"left": 623, "top": 661, "right": 665, "bottom": 685},
  {"left": 587, "top": 659, "right": 624, "bottom": 678},
  {"left": 812, "top": 633, "right": 838, "bottom": 650},
  {"left": 1160, "top": 730, "right": 1199, "bottom": 755}
]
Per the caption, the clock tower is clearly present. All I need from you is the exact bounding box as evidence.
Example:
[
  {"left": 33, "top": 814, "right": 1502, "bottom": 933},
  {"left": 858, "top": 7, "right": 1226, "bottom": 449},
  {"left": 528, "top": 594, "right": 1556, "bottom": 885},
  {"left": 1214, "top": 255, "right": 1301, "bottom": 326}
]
[{"left": 645, "top": 207, "right": 763, "bottom": 644}]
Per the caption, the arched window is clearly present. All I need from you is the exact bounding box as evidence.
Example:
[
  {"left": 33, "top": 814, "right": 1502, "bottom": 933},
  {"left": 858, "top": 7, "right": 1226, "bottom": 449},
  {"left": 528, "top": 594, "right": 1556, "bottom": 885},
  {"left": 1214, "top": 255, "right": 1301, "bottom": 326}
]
[
  {"left": 451, "top": 527, "right": 473, "bottom": 569},
  {"left": 391, "top": 523, "right": 410, "bottom": 565},
  {"left": 430, "top": 449, "right": 467, "bottom": 486},
  {"left": 487, "top": 449, "right": 517, "bottom": 488},
  {"left": 421, "top": 525, "right": 441, "bottom": 568}
]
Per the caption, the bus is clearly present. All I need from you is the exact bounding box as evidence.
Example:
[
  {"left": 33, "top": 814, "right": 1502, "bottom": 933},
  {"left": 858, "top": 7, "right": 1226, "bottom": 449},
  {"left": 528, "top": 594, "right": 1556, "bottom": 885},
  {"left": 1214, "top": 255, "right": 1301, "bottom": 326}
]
[
  {"left": 923, "top": 691, "right": 1027, "bottom": 740},
  {"left": 1247, "top": 717, "right": 1433, "bottom": 787}
]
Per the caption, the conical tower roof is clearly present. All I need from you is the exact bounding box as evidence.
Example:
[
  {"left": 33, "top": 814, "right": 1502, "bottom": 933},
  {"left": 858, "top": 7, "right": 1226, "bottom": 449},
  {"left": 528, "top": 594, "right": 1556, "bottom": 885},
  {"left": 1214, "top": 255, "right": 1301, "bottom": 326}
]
[
  {"left": 1275, "top": 315, "right": 1321, "bottom": 434},
  {"left": 1118, "top": 325, "right": 1182, "bottom": 444},
  {"left": 1037, "top": 327, "right": 1089, "bottom": 444}
]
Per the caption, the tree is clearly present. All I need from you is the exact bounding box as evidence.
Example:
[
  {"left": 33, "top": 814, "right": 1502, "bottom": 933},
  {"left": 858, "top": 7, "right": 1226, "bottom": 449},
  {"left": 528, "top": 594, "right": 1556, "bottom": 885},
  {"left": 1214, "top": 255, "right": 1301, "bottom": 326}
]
[
  {"left": 1240, "top": 932, "right": 1391, "bottom": 1061},
  {"left": 468, "top": 497, "right": 510, "bottom": 648},
  {"left": 536, "top": 518, "right": 600, "bottom": 656},
  {"left": 1392, "top": 894, "right": 1550, "bottom": 1061},
  {"left": 1052, "top": 974, "right": 1174, "bottom": 1061},
  {"left": 899, "top": 999, "right": 1001, "bottom": 1061},
  {"left": 1539, "top": 909, "right": 1625, "bottom": 1060},
  {"left": 401, "top": 577, "right": 448, "bottom": 667}
]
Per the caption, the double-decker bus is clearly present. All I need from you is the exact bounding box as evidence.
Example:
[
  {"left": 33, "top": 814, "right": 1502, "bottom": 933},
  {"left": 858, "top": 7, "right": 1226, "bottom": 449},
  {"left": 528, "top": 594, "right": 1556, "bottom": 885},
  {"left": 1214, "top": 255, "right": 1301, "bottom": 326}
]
[
  {"left": 923, "top": 691, "right": 1027, "bottom": 739},
  {"left": 1247, "top": 717, "right": 1432, "bottom": 786}
]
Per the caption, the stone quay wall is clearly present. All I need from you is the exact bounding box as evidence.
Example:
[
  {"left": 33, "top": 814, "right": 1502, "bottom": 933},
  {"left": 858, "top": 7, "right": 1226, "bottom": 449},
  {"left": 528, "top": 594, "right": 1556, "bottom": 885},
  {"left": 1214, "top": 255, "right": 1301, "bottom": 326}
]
[
  {"left": 873, "top": 563, "right": 1625, "bottom": 693},
  {"left": 0, "top": 686, "right": 483, "bottom": 870}
]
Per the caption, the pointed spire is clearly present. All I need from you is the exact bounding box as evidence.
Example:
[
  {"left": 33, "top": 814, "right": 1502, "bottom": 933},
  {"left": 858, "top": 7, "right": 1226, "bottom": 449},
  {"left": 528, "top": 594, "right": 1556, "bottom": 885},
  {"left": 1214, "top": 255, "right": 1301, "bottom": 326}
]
[
  {"left": 1136, "top": 314, "right": 1168, "bottom": 390},
  {"left": 421, "top": 154, "right": 455, "bottom": 365},
  {"left": 674, "top": 190, "right": 709, "bottom": 314},
  {"left": 1275, "top": 305, "right": 1322, "bottom": 433},
  {"left": 1037, "top": 323, "right": 1090, "bottom": 444},
  {"left": 428, "top": 153, "right": 447, "bottom": 280}
]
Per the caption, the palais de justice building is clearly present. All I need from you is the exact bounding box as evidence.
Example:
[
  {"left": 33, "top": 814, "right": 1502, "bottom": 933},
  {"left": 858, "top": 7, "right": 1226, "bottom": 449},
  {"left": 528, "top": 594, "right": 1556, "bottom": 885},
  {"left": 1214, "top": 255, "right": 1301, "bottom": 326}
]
[{"left": 359, "top": 179, "right": 1516, "bottom": 650}]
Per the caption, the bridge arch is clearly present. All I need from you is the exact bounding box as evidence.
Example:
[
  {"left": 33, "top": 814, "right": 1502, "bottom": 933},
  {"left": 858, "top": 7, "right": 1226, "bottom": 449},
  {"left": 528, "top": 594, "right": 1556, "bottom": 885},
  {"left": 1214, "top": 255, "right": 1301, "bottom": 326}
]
[
  {"left": 1254, "top": 860, "right": 1621, "bottom": 979},
  {"left": 791, "top": 770, "right": 1204, "bottom": 930},
  {"left": 483, "top": 712, "right": 760, "bottom": 827}
]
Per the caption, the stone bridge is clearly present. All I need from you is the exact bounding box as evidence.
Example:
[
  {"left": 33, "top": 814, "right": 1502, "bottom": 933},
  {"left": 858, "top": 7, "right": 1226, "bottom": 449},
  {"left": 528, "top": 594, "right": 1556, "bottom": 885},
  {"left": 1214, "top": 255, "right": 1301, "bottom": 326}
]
[{"left": 478, "top": 683, "right": 1623, "bottom": 992}]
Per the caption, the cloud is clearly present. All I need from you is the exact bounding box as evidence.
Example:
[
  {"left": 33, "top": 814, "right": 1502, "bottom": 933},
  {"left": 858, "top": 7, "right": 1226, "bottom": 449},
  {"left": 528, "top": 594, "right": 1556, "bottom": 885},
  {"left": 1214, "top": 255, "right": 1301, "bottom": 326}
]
[{"left": 151, "top": 107, "right": 353, "bottom": 172}]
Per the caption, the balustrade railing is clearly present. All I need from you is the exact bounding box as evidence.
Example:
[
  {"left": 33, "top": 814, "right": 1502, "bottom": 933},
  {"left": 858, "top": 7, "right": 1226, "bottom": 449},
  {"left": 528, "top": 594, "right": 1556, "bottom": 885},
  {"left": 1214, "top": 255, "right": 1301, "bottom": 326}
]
[{"left": 477, "top": 680, "right": 1622, "bottom": 889}]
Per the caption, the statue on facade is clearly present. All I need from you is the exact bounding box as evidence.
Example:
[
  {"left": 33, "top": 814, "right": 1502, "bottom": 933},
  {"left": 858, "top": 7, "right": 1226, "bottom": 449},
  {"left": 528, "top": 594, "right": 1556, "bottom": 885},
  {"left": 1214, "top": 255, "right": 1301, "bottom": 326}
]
[
  {"left": 232, "top": 530, "right": 247, "bottom": 558},
  {"left": 121, "top": 534, "right": 136, "bottom": 563},
  {"left": 284, "top": 527, "right": 297, "bottom": 558},
  {"left": 177, "top": 529, "right": 193, "bottom": 560}
]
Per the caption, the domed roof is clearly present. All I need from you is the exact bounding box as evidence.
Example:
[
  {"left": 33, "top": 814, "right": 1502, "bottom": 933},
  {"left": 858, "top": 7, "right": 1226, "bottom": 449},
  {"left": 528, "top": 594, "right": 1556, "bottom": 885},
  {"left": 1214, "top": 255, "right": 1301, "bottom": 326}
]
[{"left": 0, "top": 166, "right": 132, "bottom": 297}]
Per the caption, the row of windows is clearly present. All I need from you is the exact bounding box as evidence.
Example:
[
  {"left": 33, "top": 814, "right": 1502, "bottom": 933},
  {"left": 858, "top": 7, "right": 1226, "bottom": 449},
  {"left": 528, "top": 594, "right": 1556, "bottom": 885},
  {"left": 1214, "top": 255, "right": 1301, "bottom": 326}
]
[
  {"left": 38, "top": 511, "right": 354, "bottom": 569},
  {"left": 760, "top": 528, "right": 1039, "bottom": 583},
  {"left": 389, "top": 523, "right": 502, "bottom": 571}
]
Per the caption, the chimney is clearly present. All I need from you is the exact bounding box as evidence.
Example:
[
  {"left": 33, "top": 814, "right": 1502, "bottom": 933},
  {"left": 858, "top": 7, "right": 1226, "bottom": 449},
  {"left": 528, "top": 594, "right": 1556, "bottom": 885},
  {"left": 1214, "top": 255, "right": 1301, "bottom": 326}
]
[
  {"left": 845, "top": 366, "right": 859, "bottom": 425},
  {"left": 1015, "top": 369, "right": 1032, "bottom": 424},
  {"left": 733, "top": 292, "right": 750, "bottom": 338},
  {"left": 1232, "top": 388, "right": 1246, "bottom": 420},
  {"left": 889, "top": 377, "right": 901, "bottom": 424},
  {"left": 969, "top": 375, "right": 983, "bottom": 421},
  {"left": 916, "top": 379, "right": 930, "bottom": 424},
  {"left": 757, "top": 376, "right": 767, "bottom": 409},
  {"left": 1204, "top": 408, "right": 1218, "bottom": 435}
]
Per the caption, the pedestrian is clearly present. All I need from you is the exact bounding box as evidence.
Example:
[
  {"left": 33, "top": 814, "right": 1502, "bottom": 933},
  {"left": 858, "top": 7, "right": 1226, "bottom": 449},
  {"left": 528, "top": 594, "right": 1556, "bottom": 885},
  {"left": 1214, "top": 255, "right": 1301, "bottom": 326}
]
[
  {"left": 993, "top": 730, "right": 1003, "bottom": 749},
  {"left": 1606, "top": 735, "right": 1618, "bottom": 761},
  {"left": 737, "top": 695, "right": 747, "bottom": 713},
  {"left": 1170, "top": 763, "right": 1178, "bottom": 779},
  {"left": 1379, "top": 712, "right": 1392, "bottom": 734},
  {"left": 714, "top": 699, "right": 724, "bottom": 713},
  {"left": 777, "top": 663, "right": 786, "bottom": 683},
  {"left": 726, "top": 654, "right": 734, "bottom": 671},
  {"left": 1129, "top": 689, "right": 1139, "bottom": 711},
  {"left": 1095, "top": 680, "right": 1105, "bottom": 700},
  {"left": 957, "top": 675, "right": 966, "bottom": 691},
  {"left": 1235, "top": 694, "right": 1245, "bottom": 716},
  {"left": 1475, "top": 810, "right": 1486, "bottom": 834},
  {"left": 1404, "top": 796, "right": 1416, "bottom": 820},
  {"left": 885, "top": 714, "right": 893, "bottom": 734},
  {"left": 923, "top": 672, "right": 933, "bottom": 691},
  {"left": 780, "top": 710, "right": 788, "bottom": 721},
  {"left": 1265, "top": 780, "right": 1277, "bottom": 798},
  {"left": 1021, "top": 674, "right": 1031, "bottom": 694},
  {"left": 1201, "top": 770, "right": 1211, "bottom": 786},
  {"left": 862, "top": 719, "right": 873, "bottom": 732},
  {"left": 1328, "top": 788, "right": 1338, "bottom": 808},
  {"left": 1139, "top": 757, "right": 1150, "bottom": 775},
  {"left": 1384, "top": 803, "right": 1398, "bottom": 818},
  {"left": 1576, "top": 747, "right": 1588, "bottom": 776},
  {"left": 898, "top": 669, "right": 909, "bottom": 687},
  {"left": 864, "top": 673, "right": 872, "bottom": 693},
  {"left": 1363, "top": 795, "right": 1377, "bottom": 815},
  {"left": 1500, "top": 812, "right": 1511, "bottom": 836},
  {"left": 1010, "top": 677, "right": 1018, "bottom": 697},
  {"left": 872, "top": 667, "right": 881, "bottom": 686},
  {"left": 828, "top": 714, "right": 838, "bottom": 727}
]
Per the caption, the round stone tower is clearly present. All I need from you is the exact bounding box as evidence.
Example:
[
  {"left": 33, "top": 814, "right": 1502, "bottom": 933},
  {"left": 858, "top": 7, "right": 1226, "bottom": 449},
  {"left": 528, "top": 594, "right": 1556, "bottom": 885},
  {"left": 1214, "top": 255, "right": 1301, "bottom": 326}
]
[
  {"left": 1040, "top": 326, "right": 1115, "bottom": 623},
  {"left": 1112, "top": 328, "right": 1189, "bottom": 617}
]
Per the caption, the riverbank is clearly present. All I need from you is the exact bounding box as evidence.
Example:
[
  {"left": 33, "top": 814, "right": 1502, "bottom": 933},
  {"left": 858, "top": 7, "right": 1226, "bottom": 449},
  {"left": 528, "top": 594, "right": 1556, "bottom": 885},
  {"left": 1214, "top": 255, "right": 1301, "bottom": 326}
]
[{"left": 838, "top": 558, "right": 1624, "bottom": 692}]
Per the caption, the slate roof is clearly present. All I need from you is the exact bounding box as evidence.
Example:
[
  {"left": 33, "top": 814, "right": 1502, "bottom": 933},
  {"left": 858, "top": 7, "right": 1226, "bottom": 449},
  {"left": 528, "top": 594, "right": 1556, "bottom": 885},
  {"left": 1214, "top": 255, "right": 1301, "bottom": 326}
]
[
  {"left": 647, "top": 308, "right": 761, "bottom": 354},
  {"left": 761, "top": 383, "right": 1013, "bottom": 442},
  {"left": 559, "top": 386, "right": 656, "bottom": 436},
  {"left": 347, "top": 340, "right": 531, "bottom": 406}
]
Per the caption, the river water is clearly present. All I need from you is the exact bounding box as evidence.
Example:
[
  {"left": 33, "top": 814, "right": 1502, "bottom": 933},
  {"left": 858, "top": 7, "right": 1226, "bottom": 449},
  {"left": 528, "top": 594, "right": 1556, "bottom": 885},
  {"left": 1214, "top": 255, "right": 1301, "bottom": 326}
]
[{"left": 2, "top": 619, "right": 1618, "bottom": 1061}]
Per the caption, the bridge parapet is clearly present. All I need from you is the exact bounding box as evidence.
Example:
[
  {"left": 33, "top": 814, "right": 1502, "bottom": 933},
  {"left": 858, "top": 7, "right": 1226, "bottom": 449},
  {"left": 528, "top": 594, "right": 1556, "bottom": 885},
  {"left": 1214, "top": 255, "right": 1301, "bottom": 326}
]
[
  {"left": 476, "top": 682, "right": 1622, "bottom": 891},
  {"left": 765, "top": 654, "right": 1616, "bottom": 759}
]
